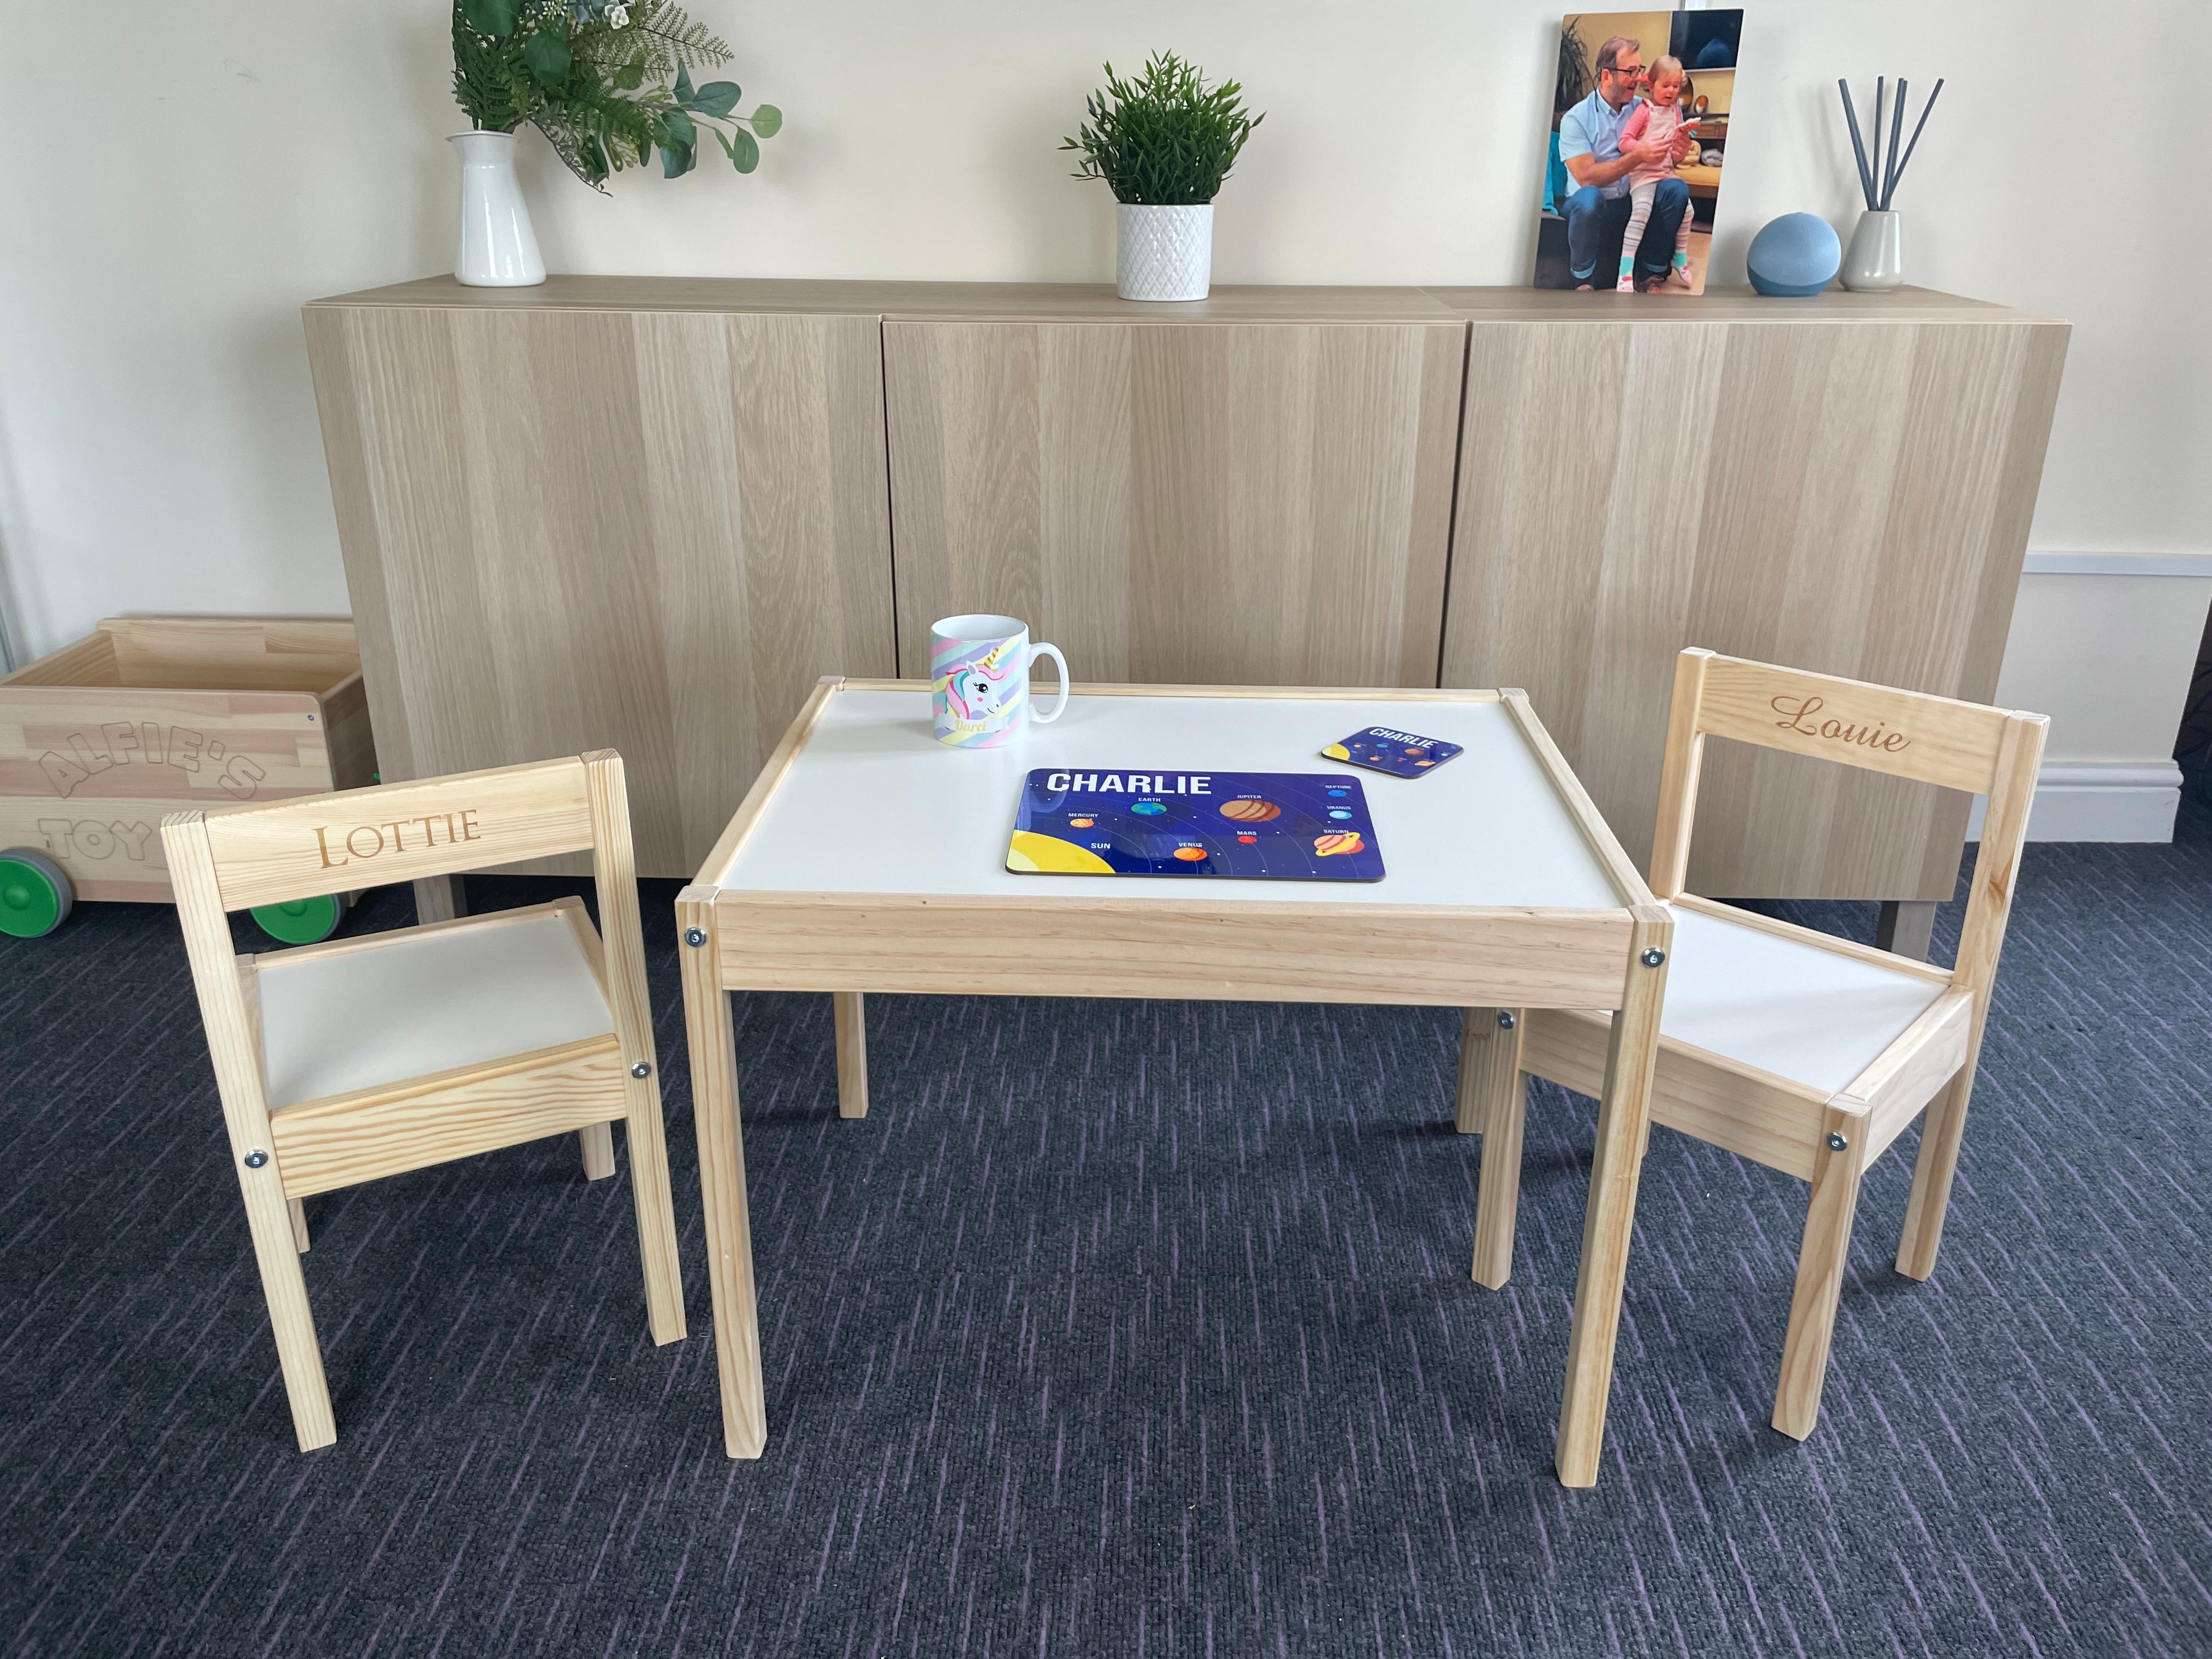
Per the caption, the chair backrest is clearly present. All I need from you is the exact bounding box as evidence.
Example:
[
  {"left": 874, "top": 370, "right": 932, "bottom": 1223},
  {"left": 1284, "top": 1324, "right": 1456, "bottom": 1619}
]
[
  {"left": 1650, "top": 650, "right": 2048, "bottom": 997},
  {"left": 161, "top": 752, "right": 651, "bottom": 1154}
]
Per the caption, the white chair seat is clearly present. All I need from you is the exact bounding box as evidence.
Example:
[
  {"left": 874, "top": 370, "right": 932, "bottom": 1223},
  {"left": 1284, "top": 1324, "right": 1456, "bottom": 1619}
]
[
  {"left": 1660, "top": 903, "right": 1948, "bottom": 1096},
  {"left": 256, "top": 910, "right": 615, "bottom": 1109}
]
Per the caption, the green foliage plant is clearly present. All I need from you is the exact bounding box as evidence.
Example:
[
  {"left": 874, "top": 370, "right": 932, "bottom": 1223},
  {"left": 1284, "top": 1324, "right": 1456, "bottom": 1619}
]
[
  {"left": 1060, "top": 53, "right": 1263, "bottom": 206},
  {"left": 452, "top": 0, "right": 782, "bottom": 189}
]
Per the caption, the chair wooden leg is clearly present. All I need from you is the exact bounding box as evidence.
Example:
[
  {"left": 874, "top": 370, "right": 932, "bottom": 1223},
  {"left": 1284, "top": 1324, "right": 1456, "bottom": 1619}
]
[
  {"left": 1462, "top": 1008, "right": 1526, "bottom": 1288},
  {"left": 620, "top": 1077, "right": 686, "bottom": 1345},
  {"left": 243, "top": 1180, "right": 336, "bottom": 1451},
  {"left": 1773, "top": 1103, "right": 1870, "bottom": 1440},
  {"left": 1895, "top": 1069, "right": 1972, "bottom": 1282},
  {"left": 287, "top": 1198, "right": 311, "bottom": 1254},
  {"left": 679, "top": 898, "right": 768, "bottom": 1459},
  {"left": 578, "top": 1122, "right": 616, "bottom": 1180},
  {"left": 834, "top": 992, "right": 868, "bottom": 1120}
]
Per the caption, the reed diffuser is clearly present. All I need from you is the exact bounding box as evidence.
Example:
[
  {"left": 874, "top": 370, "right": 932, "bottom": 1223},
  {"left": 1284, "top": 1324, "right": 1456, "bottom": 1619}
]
[{"left": 1837, "top": 76, "right": 1943, "bottom": 291}]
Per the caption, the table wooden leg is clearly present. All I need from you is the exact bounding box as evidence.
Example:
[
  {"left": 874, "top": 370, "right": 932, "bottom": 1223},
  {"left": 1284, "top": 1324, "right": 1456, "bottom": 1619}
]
[
  {"left": 834, "top": 992, "right": 868, "bottom": 1119},
  {"left": 1554, "top": 909, "right": 1672, "bottom": 1488},
  {"left": 1460, "top": 1008, "right": 1526, "bottom": 1289},
  {"left": 412, "top": 874, "right": 466, "bottom": 924},
  {"left": 1876, "top": 899, "right": 1936, "bottom": 962},
  {"left": 677, "top": 893, "right": 767, "bottom": 1459}
]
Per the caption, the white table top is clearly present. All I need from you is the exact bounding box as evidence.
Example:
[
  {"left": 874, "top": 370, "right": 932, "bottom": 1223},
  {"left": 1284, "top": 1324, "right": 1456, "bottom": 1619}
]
[{"left": 715, "top": 687, "right": 1630, "bottom": 911}]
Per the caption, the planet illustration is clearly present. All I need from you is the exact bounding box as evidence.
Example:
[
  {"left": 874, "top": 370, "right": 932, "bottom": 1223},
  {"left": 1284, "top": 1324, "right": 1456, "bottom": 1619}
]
[
  {"left": 1321, "top": 742, "right": 1351, "bottom": 761},
  {"left": 1132, "top": 801, "right": 1166, "bottom": 816},
  {"left": 1328, "top": 809, "right": 1352, "bottom": 820},
  {"left": 1007, "top": 831, "right": 1117, "bottom": 874},
  {"left": 1069, "top": 817, "right": 1094, "bottom": 827},
  {"left": 1414, "top": 760, "right": 1433, "bottom": 768},
  {"left": 1172, "top": 846, "right": 1208, "bottom": 862},
  {"left": 1314, "top": 832, "right": 1364, "bottom": 857},
  {"left": 1405, "top": 748, "right": 1424, "bottom": 757},
  {"left": 1219, "top": 798, "right": 1281, "bottom": 823},
  {"left": 1326, "top": 788, "right": 1348, "bottom": 798},
  {"left": 1236, "top": 833, "right": 1257, "bottom": 843}
]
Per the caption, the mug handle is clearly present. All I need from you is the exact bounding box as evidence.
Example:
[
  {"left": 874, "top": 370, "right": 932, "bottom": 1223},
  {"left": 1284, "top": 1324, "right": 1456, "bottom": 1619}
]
[{"left": 1029, "top": 642, "right": 1071, "bottom": 724}]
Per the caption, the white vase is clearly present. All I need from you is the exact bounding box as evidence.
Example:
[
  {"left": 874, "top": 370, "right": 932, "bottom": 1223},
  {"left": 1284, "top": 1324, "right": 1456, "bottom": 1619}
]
[
  {"left": 1116, "top": 204, "right": 1212, "bottom": 302},
  {"left": 1840, "top": 210, "right": 1903, "bottom": 292},
  {"left": 449, "top": 131, "right": 545, "bottom": 287}
]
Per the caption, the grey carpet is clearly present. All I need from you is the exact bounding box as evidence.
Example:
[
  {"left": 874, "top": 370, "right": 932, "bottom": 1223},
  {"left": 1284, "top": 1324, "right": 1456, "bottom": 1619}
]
[{"left": 3, "top": 805, "right": 2209, "bottom": 1657}]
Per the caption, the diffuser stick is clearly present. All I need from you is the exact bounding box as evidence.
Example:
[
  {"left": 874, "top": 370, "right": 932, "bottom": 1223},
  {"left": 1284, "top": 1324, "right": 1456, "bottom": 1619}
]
[
  {"left": 1883, "top": 78, "right": 1908, "bottom": 206},
  {"left": 1872, "top": 78, "right": 1885, "bottom": 202},
  {"left": 1838, "top": 80, "right": 1876, "bottom": 208},
  {"left": 1882, "top": 79, "right": 1944, "bottom": 209}
]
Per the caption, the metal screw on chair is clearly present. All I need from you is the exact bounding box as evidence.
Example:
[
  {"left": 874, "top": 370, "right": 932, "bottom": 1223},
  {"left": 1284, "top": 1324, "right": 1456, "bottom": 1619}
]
[
  {"left": 630, "top": 1061, "right": 651, "bottom": 1079},
  {"left": 243, "top": 1149, "right": 269, "bottom": 1169},
  {"left": 684, "top": 927, "right": 707, "bottom": 947},
  {"left": 1826, "top": 1131, "right": 1849, "bottom": 1152},
  {"left": 1496, "top": 1012, "right": 1516, "bottom": 1030},
  {"left": 1641, "top": 948, "right": 1667, "bottom": 967}
]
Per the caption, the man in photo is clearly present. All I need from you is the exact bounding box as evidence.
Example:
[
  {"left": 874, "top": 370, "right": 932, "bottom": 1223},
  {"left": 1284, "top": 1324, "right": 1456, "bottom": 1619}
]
[{"left": 1557, "top": 35, "right": 1694, "bottom": 291}]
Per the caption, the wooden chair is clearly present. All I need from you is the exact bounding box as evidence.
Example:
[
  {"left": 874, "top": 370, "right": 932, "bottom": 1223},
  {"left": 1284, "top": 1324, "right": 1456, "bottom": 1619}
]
[
  {"left": 1464, "top": 650, "right": 2046, "bottom": 1439},
  {"left": 163, "top": 751, "right": 686, "bottom": 1452}
]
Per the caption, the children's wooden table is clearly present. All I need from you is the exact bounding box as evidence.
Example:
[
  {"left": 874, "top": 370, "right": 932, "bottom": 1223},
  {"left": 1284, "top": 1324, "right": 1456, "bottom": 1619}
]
[{"left": 676, "top": 679, "right": 1672, "bottom": 1487}]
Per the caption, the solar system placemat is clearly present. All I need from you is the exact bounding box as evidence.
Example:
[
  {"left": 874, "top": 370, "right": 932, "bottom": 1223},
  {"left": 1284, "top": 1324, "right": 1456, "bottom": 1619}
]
[
  {"left": 1322, "top": 726, "right": 1464, "bottom": 778},
  {"left": 1006, "top": 769, "right": 1385, "bottom": 881}
]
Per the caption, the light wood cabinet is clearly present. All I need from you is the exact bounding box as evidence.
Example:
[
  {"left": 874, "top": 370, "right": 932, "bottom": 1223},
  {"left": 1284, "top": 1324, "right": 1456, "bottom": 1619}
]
[
  {"left": 1429, "top": 289, "right": 2068, "bottom": 901},
  {"left": 881, "top": 308, "right": 1465, "bottom": 687},
  {"left": 305, "top": 278, "right": 2064, "bottom": 899},
  {"left": 303, "top": 290, "right": 894, "bottom": 876}
]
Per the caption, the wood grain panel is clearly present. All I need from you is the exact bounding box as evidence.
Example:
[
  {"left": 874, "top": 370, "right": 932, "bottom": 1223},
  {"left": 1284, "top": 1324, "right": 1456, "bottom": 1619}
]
[
  {"left": 268, "top": 1036, "right": 628, "bottom": 1199},
  {"left": 884, "top": 319, "right": 1464, "bottom": 688},
  {"left": 1440, "top": 315, "right": 2068, "bottom": 901},
  {"left": 304, "top": 304, "right": 894, "bottom": 877},
  {"left": 713, "top": 891, "right": 1635, "bottom": 1009}
]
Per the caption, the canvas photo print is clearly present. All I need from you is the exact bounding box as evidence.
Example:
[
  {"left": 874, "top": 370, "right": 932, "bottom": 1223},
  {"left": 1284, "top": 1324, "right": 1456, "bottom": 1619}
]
[{"left": 1534, "top": 9, "right": 1742, "bottom": 294}]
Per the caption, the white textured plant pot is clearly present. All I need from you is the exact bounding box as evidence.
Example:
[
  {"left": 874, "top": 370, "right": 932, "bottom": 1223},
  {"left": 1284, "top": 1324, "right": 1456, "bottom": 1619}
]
[
  {"left": 1840, "top": 210, "right": 1903, "bottom": 292},
  {"left": 1116, "top": 204, "right": 1212, "bottom": 302},
  {"left": 449, "top": 131, "right": 545, "bottom": 288}
]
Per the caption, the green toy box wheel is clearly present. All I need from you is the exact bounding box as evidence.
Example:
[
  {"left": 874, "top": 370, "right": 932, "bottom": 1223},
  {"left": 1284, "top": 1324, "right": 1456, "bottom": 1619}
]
[
  {"left": 251, "top": 892, "right": 349, "bottom": 945},
  {"left": 0, "top": 847, "right": 75, "bottom": 939}
]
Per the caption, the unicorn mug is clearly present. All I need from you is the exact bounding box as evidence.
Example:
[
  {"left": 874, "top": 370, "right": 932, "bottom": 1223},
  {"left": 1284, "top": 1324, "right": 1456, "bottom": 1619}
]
[{"left": 930, "top": 614, "right": 1070, "bottom": 748}]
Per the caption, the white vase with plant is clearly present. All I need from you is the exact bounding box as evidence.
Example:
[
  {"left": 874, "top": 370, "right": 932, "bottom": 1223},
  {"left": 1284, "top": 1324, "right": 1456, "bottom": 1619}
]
[
  {"left": 448, "top": 0, "right": 785, "bottom": 286},
  {"left": 1062, "top": 53, "right": 1264, "bottom": 303}
]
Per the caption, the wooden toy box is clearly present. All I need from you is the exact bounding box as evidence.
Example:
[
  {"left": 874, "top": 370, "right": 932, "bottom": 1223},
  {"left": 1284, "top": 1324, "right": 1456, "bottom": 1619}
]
[{"left": 0, "top": 618, "right": 376, "bottom": 905}]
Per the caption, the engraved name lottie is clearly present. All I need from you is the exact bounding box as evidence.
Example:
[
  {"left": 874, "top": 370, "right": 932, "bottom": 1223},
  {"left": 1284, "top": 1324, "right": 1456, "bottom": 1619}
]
[
  {"left": 314, "top": 809, "right": 482, "bottom": 868},
  {"left": 1770, "top": 696, "right": 1911, "bottom": 753}
]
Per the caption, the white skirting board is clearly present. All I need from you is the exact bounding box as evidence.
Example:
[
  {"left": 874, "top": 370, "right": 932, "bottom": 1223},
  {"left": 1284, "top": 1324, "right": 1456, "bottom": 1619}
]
[{"left": 1965, "top": 760, "right": 2184, "bottom": 844}]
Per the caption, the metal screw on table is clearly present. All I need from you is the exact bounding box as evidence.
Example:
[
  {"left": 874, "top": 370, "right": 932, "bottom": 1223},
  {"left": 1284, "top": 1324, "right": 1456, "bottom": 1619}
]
[
  {"left": 1496, "top": 1012, "right": 1516, "bottom": 1030},
  {"left": 630, "top": 1061, "right": 651, "bottom": 1079},
  {"left": 243, "top": 1150, "right": 268, "bottom": 1169},
  {"left": 1641, "top": 948, "right": 1667, "bottom": 967},
  {"left": 1826, "top": 1131, "right": 1850, "bottom": 1152},
  {"left": 684, "top": 927, "right": 707, "bottom": 947}
]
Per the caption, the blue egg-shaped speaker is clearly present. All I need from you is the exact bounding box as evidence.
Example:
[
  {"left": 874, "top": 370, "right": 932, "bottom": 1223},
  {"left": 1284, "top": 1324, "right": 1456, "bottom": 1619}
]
[{"left": 1747, "top": 213, "right": 1842, "bottom": 297}]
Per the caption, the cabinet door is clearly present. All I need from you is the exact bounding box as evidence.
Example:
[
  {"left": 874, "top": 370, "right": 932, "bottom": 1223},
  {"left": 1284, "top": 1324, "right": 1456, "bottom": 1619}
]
[
  {"left": 883, "top": 320, "right": 1464, "bottom": 688},
  {"left": 306, "top": 306, "right": 894, "bottom": 877},
  {"left": 1441, "top": 318, "right": 2068, "bottom": 901}
]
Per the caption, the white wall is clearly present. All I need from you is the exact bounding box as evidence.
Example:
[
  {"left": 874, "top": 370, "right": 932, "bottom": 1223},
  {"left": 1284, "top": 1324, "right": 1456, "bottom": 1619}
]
[{"left": 3, "top": 2, "right": 2204, "bottom": 781}]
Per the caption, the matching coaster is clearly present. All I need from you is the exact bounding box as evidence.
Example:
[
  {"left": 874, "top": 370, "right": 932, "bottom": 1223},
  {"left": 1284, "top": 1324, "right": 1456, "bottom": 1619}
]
[{"left": 1321, "top": 726, "right": 1463, "bottom": 779}]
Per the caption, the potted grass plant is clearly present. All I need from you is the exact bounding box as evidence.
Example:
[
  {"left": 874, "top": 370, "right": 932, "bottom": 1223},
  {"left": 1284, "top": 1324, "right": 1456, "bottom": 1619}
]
[
  {"left": 1062, "top": 53, "right": 1264, "bottom": 302},
  {"left": 449, "top": 0, "right": 783, "bottom": 286}
]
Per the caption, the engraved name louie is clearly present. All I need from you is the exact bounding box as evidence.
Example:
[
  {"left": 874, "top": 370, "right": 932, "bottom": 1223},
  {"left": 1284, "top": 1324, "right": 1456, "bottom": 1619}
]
[
  {"left": 314, "top": 809, "right": 482, "bottom": 868},
  {"left": 1770, "top": 695, "right": 1910, "bottom": 753}
]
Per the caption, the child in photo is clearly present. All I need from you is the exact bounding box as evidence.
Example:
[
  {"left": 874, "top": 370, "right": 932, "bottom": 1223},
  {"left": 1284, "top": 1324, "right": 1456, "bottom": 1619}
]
[{"left": 1614, "top": 57, "right": 1696, "bottom": 291}]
